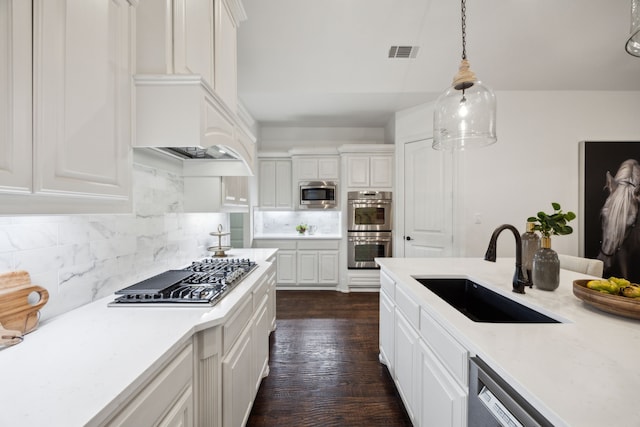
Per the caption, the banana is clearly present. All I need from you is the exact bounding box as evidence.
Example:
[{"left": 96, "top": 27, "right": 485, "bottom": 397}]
[
  {"left": 622, "top": 285, "right": 640, "bottom": 298},
  {"left": 587, "top": 279, "right": 620, "bottom": 295}
]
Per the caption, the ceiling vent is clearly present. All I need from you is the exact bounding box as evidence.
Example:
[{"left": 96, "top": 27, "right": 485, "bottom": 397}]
[{"left": 388, "top": 46, "right": 419, "bottom": 59}]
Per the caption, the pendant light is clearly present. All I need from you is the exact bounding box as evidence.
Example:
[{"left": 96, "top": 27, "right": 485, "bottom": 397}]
[
  {"left": 626, "top": 0, "right": 640, "bottom": 57},
  {"left": 433, "top": 0, "right": 496, "bottom": 150}
]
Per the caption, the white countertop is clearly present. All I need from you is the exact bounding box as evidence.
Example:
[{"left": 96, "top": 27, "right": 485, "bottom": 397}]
[
  {"left": 376, "top": 257, "right": 640, "bottom": 427},
  {"left": 0, "top": 248, "right": 277, "bottom": 427}
]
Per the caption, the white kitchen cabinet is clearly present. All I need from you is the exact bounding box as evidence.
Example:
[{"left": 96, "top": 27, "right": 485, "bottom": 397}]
[
  {"left": 214, "top": 0, "right": 238, "bottom": 113},
  {"left": 293, "top": 156, "right": 340, "bottom": 182},
  {"left": 253, "top": 239, "right": 339, "bottom": 287},
  {"left": 318, "top": 251, "right": 339, "bottom": 284},
  {"left": 419, "top": 340, "right": 467, "bottom": 427},
  {"left": 380, "top": 267, "right": 469, "bottom": 427},
  {"left": 252, "top": 295, "right": 270, "bottom": 392},
  {"left": 34, "top": 0, "right": 133, "bottom": 199},
  {"left": 277, "top": 250, "right": 297, "bottom": 284},
  {"left": 297, "top": 251, "right": 319, "bottom": 284},
  {"left": 222, "top": 175, "right": 249, "bottom": 207},
  {"left": 222, "top": 327, "right": 254, "bottom": 427},
  {"left": 103, "top": 344, "right": 194, "bottom": 427},
  {"left": 0, "top": 0, "right": 32, "bottom": 194},
  {"left": 379, "top": 286, "right": 395, "bottom": 370},
  {"left": 258, "top": 158, "right": 293, "bottom": 209},
  {"left": 394, "top": 310, "right": 420, "bottom": 424},
  {"left": 344, "top": 155, "right": 393, "bottom": 189},
  {"left": 136, "top": 0, "right": 241, "bottom": 111},
  {"left": 1, "top": 0, "right": 134, "bottom": 212}
]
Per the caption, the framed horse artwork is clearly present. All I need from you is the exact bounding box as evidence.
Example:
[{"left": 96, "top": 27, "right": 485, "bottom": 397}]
[{"left": 580, "top": 141, "right": 640, "bottom": 283}]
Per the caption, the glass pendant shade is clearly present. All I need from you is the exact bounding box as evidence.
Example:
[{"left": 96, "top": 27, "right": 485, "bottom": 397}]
[
  {"left": 433, "top": 76, "right": 497, "bottom": 151},
  {"left": 626, "top": 0, "right": 640, "bottom": 57}
]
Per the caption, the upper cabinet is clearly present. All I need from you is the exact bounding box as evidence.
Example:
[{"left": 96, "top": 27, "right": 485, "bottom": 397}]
[
  {"left": 339, "top": 145, "right": 394, "bottom": 190},
  {"left": 134, "top": 0, "right": 255, "bottom": 174},
  {"left": 292, "top": 156, "right": 340, "bottom": 182},
  {"left": 0, "top": 0, "right": 32, "bottom": 194},
  {"left": 258, "top": 157, "right": 293, "bottom": 209},
  {"left": 1, "top": 0, "right": 135, "bottom": 214},
  {"left": 137, "top": 0, "right": 240, "bottom": 112}
]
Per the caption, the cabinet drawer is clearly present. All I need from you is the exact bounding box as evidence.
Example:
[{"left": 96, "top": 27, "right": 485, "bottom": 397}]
[
  {"left": 380, "top": 270, "right": 395, "bottom": 299},
  {"left": 395, "top": 284, "right": 420, "bottom": 330},
  {"left": 223, "top": 297, "right": 253, "bottom": 354},
  {"left": 253, "top": 275, "right": 270, "bottom": 308},
  {"left": 297, "top": 240, "right": 340, "bottom": 250},
  {"left": 420, "top": 308, "right": 468, "bottom": 386}
]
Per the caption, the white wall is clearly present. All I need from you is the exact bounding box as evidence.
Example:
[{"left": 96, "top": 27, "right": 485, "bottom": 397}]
[
  {"left": 396, "top": 90, "right": 640, "bottom": 258},
  {"left": 0, "top": 162, "right": 229, "bottom": 321},
  {"left": 258, "top": 126, "right": 387, "bottom": 151}
]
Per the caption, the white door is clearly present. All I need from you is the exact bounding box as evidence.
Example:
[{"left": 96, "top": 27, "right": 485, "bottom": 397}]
[{"left": 403, "top": 139, "right": 454, "bottom": 257}]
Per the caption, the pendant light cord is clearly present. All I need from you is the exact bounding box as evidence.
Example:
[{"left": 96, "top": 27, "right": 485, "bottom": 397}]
[{"left": 461, "top": 0, "right": 467, "bottom": 60}]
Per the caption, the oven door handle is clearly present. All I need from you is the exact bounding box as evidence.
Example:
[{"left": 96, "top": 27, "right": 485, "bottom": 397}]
[{"left": 349, "top": 237, "right": 392, "bottom": 242}]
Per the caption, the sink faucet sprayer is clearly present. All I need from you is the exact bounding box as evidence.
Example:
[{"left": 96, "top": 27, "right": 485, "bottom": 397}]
[{"left": 484, "top": 224, "right": 532, "bottom": 294}]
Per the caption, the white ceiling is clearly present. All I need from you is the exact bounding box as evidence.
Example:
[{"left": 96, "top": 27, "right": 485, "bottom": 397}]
[{"left": 237, "top": 0, "right": 640, "bottom": 127}]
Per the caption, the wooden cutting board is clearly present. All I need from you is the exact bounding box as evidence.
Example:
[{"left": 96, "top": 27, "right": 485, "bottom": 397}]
[{"left": 0, "top": 271, "right": 49, "bottom": 334}]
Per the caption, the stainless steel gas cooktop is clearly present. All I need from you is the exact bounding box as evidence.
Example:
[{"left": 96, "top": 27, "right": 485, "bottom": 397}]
[{"left": 108, "top": 258, "right": 257, "bottom": 307}]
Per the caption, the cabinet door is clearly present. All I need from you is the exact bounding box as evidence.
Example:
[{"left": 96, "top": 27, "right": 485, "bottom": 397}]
[
  {"left": 214, "top": 0, "right": 237, "bottom": 112},
  {"left": 394, "top": 310, "right": 420, "bottom": 423},
  {"left": 379, "top": 289, "right": 395, "bottom": 370},
  {"left": 253, "top": 296, "right": 270, "bottom": 391},
  {"left": 275, "top": 160, "right": 293, "bottom": 208},
  {"left": 0, "top": 0, "right": 32, "bottom": 194},
  {"left": 419, "top": 340, "right": 467, "bottom": 427},
  {"left": 157, "top": 385, "right": 194, "bottom": 427},
  {"left": 173, "top": 0, "right": 214, "bottom": 87},
  {"left": 34, "top": 0, "right": 131, "bottom": 199},
  {"left": 346, "top": 156, "right": 370, "bottom": 187},
  {"left": 317, "top": 157, "right": 339, "bottom": 180},
  {"left": 370, "top": 155, "right": 393, "bottom": 188},
  {"left": 277, "top": 250, "right": 297, "bottom": 284},
  {"left": 259, "top": 159, "right": 292, "bottom": 209},
  {"left": 296, "top": 158, "right": 319, "bottom": 181},
  {"left": 318, "top": 251, "right": 339, "bottom": 284},
  {"left": 297, "top": 251, "right": 319, "bottom": 284},
  {"left": 222, "top": 330, "right": 254, "bottom": 427},
  {"left": 259, "top": 160, "right": 276, "bottom": 208}
]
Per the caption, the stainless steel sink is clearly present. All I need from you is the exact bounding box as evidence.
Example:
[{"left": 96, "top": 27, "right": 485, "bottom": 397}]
[{"left": 415, "top": 278, "right": 560, "bottom": 323}]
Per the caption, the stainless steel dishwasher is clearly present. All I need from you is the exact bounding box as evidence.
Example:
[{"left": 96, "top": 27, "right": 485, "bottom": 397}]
[{"left": 468, "top": 357, "right": 554, "bottom": 427}]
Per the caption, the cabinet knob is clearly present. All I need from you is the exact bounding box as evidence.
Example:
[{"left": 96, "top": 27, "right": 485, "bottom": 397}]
[{"left": 405, "top": 236, "right": 412, "bottom": 241}]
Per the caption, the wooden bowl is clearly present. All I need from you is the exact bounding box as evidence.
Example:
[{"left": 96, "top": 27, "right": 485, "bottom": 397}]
[{"left": 573, "top": 279, "right": 640, "bottom": 320}]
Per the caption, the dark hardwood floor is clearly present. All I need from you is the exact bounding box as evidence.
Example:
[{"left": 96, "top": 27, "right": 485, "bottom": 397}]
[{"left": 246, "top": 290, "right": 412, "bottom": 427}]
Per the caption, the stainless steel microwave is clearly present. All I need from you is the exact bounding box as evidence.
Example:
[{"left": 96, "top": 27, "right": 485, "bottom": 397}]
[{"left": 299, "top": 181, "right": 337, "bottom": 209}]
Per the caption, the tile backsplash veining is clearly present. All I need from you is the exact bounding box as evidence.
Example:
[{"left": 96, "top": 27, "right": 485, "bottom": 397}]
[{"left": 0, "top": 163, "right": 228, "bottom": 321}]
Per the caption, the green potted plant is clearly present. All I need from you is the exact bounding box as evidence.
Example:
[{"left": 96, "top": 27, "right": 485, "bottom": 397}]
[
  {"left": 295, "top": 224, "right": 308, "bottom": 235},
  {"left": 527, "top": 202, "right": 576, "bottom": 291}
]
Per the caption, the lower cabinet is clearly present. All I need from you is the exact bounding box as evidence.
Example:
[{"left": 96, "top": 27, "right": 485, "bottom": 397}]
[
  {"left": 102, "top": 263, "right": 276, "bottom": 427},
  {"left": 222, "top": 328, "right": 254, "bottom": 427},
  {"left": 253, "top": 239, "right": 339, "bottom": 287},
  {"left": 103, "top": 344, "right": 194, "bottom": 426},
  {"left": 419, "top": 340, "right": 467, "bottom": 427},
  {"left": 380, "top": 268, "right": 469, "bottom": 427}
]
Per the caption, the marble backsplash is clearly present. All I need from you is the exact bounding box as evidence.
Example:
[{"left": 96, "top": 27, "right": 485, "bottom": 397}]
[
  {"left": 0, "top": 163, "right": 228, "bottom": 322},
  {"left": 254, "top": 210, "right": 341, "bottom": 236}
]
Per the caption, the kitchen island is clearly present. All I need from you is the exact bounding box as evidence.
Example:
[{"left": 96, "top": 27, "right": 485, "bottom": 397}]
[
  {"left": 376, "top": 257, "right": 640, "bottom": 427},
  {"left": 0, "top": 248, "right": 278, "bottom": 427}
]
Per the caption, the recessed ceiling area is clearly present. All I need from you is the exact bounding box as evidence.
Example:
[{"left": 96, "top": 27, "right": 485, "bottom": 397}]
[{"left": 237, "top": 0, "right": 640, "bottom": 127}]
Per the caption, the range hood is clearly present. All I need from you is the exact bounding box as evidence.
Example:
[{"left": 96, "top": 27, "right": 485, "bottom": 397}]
[{"left": 133, "top": 75, "right": 256, "bottom": 176}]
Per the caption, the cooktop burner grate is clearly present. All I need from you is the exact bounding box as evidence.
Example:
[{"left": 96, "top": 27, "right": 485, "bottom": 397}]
[{"left": 109, "top": 258, "right": 257, "bottom": 306}]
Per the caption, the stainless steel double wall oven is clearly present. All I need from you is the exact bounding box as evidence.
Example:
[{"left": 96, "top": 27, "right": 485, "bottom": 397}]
[{"left": 347, "top": 191, "right": 392, "bottom": 269}]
